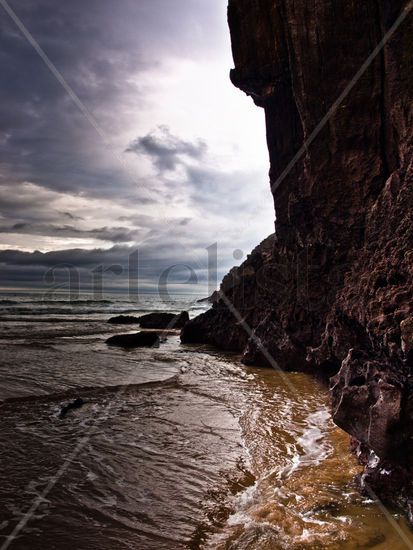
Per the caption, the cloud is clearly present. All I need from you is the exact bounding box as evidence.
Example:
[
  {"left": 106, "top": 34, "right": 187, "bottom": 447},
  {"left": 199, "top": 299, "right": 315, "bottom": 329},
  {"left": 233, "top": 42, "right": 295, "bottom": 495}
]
[
  {"left": 126, "top": 128, "right": 269, "bottom": 218},
  {"left": 0, "top": 0, "right": 226, "bottom": 198},
  {"left": 0, "top": 243, "right": 216, "bottom": 294},
  {"left": 126, "top": 126, "right": 206, "bottom": 172},
  {"left": 0, "top": 0, "right": 274, "bottom": 290},
  {"left": 0, "top": 222, "right": 145, "bottom": 243},
  {"left": 0, "top": 181, "right": 160, "bottom": 247},
  {"left": 60, "top": 212, "right": 84, "bottom": 221}
]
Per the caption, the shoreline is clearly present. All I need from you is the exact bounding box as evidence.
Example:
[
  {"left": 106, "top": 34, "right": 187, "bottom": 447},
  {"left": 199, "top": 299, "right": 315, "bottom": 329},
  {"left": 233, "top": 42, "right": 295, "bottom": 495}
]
[{"left": 1, "top": 299, "right": 413, "bottom": 547}]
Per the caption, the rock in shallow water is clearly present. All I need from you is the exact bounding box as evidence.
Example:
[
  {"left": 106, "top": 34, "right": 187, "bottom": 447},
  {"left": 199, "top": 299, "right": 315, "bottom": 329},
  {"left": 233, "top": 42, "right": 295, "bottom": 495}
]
[
  {"left": 105, "top": 332, "right": 160, "bottom": 348},
  {"left": 107, "top": 315, "right": 140, "bottom": 324},
  {"left": 59, "top": 398, "right": 85, "bottom": 419},
  {"left": 137, "top": 311, "right": 189, "bottom": 329}
]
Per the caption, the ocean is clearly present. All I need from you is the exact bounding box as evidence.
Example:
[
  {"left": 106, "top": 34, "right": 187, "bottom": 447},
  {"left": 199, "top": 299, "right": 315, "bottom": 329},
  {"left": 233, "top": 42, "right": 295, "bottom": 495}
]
[{"left": 0, "top": 293, "right": 412, "bottom": 549}]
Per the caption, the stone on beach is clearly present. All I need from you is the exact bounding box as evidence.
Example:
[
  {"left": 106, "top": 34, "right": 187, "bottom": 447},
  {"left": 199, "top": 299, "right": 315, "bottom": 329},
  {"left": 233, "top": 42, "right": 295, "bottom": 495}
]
[
  {"left": 137, "top": 311, "right": 189, "bottom": 329},
  {"left": 105, "top": 331, "right": 160, "bottom": 348},
  {"left": 107, "top": 315, "right": 141, "bottom": 324}
]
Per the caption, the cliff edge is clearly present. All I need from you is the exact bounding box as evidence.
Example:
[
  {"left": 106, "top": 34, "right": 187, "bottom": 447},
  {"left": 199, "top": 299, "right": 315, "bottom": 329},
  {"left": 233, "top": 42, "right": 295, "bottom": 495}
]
[{"left": 182, "top": 0, "right": 413, "bottom": 514}]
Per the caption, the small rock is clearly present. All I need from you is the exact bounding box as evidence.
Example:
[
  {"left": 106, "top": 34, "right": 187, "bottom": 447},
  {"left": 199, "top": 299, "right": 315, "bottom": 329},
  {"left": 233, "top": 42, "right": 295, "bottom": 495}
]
[
  {"left": 105, "top": 332, "right": 160, "bottom": 348},
  {"left": 59, "top": 398, "right": 85, "bottom": 419},
  {"left": 107, "top": 315, "right": 140, "bottom": 324},
  {"left": 137, "top": 311, "right": 189, "bottom": 329}
]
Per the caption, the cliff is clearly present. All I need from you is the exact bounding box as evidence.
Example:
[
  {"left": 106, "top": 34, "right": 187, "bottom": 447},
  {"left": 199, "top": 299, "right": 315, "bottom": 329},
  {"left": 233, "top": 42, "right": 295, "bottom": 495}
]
[{"left": 182, "top": 0, "right": 413, "bottom": 515}]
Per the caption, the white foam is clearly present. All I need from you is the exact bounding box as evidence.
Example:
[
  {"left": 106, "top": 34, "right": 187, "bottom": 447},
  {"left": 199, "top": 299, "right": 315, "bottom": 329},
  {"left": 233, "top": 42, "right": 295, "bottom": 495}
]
[{"left": 277, "top": 407, "right": 332, "bottom": 480}]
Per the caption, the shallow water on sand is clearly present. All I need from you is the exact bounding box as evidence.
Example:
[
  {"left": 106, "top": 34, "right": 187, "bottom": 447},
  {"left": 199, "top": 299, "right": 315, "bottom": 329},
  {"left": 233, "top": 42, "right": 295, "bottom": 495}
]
[{"left": 0, "top": 294, "right": 413, "bottom": 549}]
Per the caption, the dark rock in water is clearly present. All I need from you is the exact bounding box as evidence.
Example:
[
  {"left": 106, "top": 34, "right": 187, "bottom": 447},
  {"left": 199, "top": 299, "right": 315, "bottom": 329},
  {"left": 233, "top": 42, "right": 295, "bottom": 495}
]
[
  {"left": 137, "top": 311, "right": 189, "bottom": 329},
  {"left": 107, "top": 315, "right": 140, "bottom": 324},
  {"left": 182, "top": 0, "right": 413, "bottom": 521},
  {"left": 59, "top": 398, "right": 85, "bottom": 419},
  {"left": 106, "top": 332, "right": 160, "bottom": 348}
]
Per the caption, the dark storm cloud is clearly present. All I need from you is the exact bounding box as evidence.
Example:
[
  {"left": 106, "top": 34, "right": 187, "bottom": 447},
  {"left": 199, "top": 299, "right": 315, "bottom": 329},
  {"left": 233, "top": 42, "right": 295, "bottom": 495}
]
[
  {"left": 0, "top": 0, "right": 273, "bottom": 291},
  {"left": 0, "top": 4, "right": 131, "bottom": 195},
  {"left": 60, "top": 212, "right": 84, "bottom": 221},
  {"left": 126, "top": 126, "right": 207, "bottom": 172},
  {"left": 0, "top": 173, "right": 203, "bottom": 252},
  {"left": 0, "top": 222, "right": 144, "bottom": 243},
  {"left": 0, "top": 242, "right": 221, "bottom": 293},
  {"left": 0, "top": 0, "right": 224, "bottom": 198},
  {"left": 0, "top": 246, "right": 132, "bottom": 268}
]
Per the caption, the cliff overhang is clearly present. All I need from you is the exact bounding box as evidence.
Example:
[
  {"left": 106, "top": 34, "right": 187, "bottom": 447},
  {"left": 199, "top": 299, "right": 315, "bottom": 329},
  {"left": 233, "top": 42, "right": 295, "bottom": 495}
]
[{"left": 182, "top": 0, "right": 413, "bottom": 518}]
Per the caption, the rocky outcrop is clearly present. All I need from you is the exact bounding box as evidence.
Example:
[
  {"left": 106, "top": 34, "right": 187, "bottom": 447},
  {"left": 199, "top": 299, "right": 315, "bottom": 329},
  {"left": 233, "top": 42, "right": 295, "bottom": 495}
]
[{"left": 182, "top": 0, "right": 413, "bottom": 514}]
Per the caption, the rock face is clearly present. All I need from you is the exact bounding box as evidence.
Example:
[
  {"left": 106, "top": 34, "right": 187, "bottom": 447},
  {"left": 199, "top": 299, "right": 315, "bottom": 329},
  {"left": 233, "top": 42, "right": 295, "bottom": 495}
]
[{"left": 182, "top": 0, "right": 413, "bottom": 513}]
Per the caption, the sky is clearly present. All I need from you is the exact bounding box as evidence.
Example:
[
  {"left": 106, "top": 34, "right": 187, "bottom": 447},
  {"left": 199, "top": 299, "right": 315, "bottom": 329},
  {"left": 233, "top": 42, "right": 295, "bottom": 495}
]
[{"left": 0, "top": 0, "right": 274, "bottom": 296}]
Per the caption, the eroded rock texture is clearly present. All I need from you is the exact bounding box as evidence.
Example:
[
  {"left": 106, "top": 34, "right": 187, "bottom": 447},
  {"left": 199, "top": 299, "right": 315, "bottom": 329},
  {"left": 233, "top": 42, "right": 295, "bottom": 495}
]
[{"left": 181, "top": 0, "right": 413, "bottom": 511}]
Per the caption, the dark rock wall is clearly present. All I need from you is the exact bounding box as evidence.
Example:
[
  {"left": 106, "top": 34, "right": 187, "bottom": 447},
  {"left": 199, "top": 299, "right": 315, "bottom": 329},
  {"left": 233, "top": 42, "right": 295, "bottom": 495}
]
[{"left": 182, "top": 0, "right": 413, "bottom": 510}]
